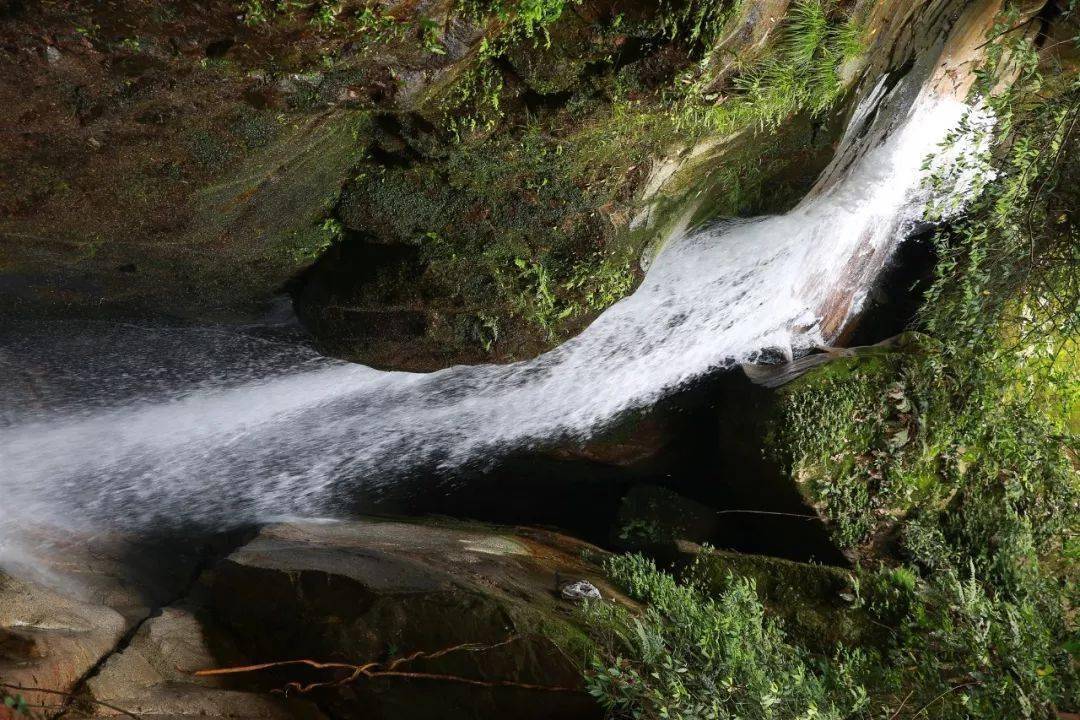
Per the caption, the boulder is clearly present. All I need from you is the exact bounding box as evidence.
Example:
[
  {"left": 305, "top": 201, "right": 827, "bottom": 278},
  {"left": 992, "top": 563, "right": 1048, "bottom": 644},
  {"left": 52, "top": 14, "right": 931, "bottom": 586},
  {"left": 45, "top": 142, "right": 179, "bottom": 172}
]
[
  {"left": 208, "top": 518, "right": 617, "bottom": 720},
  {"left": 79, "top": 594, "right": 326, "bottom": 719},
  {"left": 612, "top": 484, "right": 722, "bottom": 552},
  {"left": 0, "top": 572, "right": 125, "bottom": 717},
  {"left": 678, "top": 542, "right": 879, "bottom": 653}
]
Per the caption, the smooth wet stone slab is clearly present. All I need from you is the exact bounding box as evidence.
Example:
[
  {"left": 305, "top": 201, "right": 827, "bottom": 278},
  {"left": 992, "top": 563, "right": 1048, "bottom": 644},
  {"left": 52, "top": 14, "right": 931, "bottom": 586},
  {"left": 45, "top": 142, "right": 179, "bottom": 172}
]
[{"left": 0, "top": 571, "right": 126, "bottom": 715}]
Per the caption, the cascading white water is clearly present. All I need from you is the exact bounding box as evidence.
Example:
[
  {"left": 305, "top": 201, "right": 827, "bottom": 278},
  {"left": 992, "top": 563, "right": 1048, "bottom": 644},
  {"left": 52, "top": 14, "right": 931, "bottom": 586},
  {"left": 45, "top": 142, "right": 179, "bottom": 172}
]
[{"left": 0, "top": 72, "right": 988, "bottom": 545}]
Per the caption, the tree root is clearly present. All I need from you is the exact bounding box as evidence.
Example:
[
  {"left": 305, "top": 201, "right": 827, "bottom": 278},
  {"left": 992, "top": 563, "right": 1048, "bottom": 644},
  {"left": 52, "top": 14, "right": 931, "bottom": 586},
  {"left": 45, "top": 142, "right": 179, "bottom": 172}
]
[{"left": 193, "top": 636, "right": 583, "bottom": 696}]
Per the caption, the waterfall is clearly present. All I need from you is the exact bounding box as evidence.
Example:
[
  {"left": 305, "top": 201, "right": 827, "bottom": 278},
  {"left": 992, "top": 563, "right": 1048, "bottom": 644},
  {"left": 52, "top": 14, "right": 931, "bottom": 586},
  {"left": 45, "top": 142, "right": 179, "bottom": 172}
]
[{"left": 0, "top": 70, "right": 988, "bottom": 544}]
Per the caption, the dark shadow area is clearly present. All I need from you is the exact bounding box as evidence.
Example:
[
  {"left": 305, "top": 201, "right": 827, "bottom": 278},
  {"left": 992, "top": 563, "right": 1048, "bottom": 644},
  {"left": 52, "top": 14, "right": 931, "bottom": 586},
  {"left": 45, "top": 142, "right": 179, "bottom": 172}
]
[
  {"left": 843, "top": 225, "right": 938, "bottom": 346},
  {"left": 336, "top": 367, "right": 848, "bottom": 567}
]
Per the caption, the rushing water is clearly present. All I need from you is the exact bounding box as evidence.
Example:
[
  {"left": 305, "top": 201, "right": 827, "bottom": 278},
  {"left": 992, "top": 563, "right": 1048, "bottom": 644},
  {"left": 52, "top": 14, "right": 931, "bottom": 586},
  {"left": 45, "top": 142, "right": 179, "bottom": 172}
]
[{"left": 0, "top": 69, "right": 987, "bottom": 545}]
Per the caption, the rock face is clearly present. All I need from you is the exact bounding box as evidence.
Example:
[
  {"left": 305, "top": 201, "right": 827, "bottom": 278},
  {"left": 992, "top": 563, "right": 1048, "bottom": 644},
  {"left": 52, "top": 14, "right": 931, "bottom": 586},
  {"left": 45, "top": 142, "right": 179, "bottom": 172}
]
[
  {"left": 0, "top": 0, "right": 867, "bottom": 368},
  {"left": 81, "top": 596, "right": 326, "bottom": 719},
  {"left": 1, "top": 0, "right": 1034, "bottom": 370},
  {"left": 0, "top": 572, "right": 126, "bottom": 716},
  {"left": 0, "top": 530, "right": 210, "bottom": 718},
  {"left": 209, "top": 519, "right": 614, "bottom": 720},
  {"left": 0, "top": 519, "right": 618, "bottom": 719}
]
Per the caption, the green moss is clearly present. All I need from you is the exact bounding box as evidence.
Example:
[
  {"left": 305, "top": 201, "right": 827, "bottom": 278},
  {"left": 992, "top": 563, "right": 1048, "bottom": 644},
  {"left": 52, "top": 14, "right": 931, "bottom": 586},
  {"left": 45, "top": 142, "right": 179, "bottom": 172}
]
[
  {"left": 186, "top": 111, "right": 369, "bottom": 309},
  {"left": 310, "top": 0, "right": 867, "bottom": 361},
  {"left": 506, "top": 602, "right": 597, "bottom": 669},
  {"left": 765, "top": 26, "right": 1080, "bottom": 710},
  {"left": 337, "top": 112, "right": 655, "bottom": 349},
  {"left": 686, "top": 547, "right": 875, "bottom": 652},
  {"left": 185, "top": 128, "right": 235, "bottom": 170}
]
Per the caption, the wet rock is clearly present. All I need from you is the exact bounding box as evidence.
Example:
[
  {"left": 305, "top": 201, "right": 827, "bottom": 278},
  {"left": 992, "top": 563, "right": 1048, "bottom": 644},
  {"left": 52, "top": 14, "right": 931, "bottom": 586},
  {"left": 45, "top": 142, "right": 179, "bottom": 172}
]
[
  {"left": 547, "top": 413, "right": 670, "bottom": 468},
  {"left": 210, "top": 518, "right": 616, "bottom": 720},
  {"left": 81, "top": 596, "right": 326, "bottom": 719},
  {"left": 503, "top": 11, "right": 604, "bottom": 96},
  {"left": 0, "top": 530, "right": 209, "bottom": 716},
  {"left": 0, "top": 571, "right": 126, "bottom": 715}
]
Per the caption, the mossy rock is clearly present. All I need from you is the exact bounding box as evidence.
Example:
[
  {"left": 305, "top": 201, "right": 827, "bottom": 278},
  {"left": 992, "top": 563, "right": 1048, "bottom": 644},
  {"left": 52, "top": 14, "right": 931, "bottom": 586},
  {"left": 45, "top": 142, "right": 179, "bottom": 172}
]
[
  {"left": 767, "top": 333, "right": 949, "bottom": 559},
  {"left": 679, "top": 542, "right": 880, "bottom": 653},
  {"left": 612, "top": 484, "right": 723, "bottom": 551},
  {"left": 503, "top": 9, "right": 614, "bottom": 96}
]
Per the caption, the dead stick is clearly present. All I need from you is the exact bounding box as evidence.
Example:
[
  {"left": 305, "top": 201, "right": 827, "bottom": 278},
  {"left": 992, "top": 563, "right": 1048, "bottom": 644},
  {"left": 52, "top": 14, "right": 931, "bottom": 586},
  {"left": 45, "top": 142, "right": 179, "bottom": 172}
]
[
  {"left": 713, "top": 509, "right": 819, "bottom": 520},
  {"left": 887, "top": 689, "right": 916, "bottom": 720},
  {"left": 194, "top": 636, "right": 577, "bottom": 695},
  {"left": 386, "top": 637, "right": 521, "bottom": 670},
  {"left": 197, "top": 637, "right": 522, "bottom": 678}
]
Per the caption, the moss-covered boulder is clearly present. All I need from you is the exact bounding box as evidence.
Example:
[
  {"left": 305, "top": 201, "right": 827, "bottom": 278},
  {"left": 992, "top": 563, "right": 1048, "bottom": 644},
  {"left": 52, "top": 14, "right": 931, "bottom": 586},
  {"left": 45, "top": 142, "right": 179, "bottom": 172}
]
[
  {"left": 768, "top": 333, "right": 943, "bottom": 559},
  {"left": 612, "top": 484, "right": 723, "bottom": 552},
  {"left": 678, "top": 542, "right": 879, "bottom": 653}
]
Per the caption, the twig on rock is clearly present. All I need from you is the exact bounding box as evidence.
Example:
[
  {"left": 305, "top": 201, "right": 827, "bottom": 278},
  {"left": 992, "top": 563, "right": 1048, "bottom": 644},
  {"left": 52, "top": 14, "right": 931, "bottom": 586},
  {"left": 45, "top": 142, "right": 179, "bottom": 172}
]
[{"left": 194, "top": 658, "right": 366, "bottom": 676}]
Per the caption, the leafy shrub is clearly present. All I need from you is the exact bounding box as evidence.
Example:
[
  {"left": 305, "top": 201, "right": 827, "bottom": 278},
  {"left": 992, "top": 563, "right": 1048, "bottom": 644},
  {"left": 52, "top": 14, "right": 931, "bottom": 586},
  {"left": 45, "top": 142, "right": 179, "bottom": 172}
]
[
  {"left": 586, "top": 546, "right": 1077, "bottom": 719},
  {"left": 770, "top": 3, "right": 1079, "bottom": 716},
  {"left": 584, "top": 553, "right": 870, "bottom": 720},
  {"left": 675, "top": 0, "right": 865, "bottom": 134},
  {"left": 583, "top": 5, "right": 1078, "bottom": 719}
]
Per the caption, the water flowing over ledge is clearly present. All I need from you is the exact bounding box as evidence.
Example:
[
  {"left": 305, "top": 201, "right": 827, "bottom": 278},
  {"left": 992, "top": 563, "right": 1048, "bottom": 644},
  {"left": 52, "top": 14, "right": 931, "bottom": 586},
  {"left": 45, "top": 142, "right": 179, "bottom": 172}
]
[{"left": 0, "top": 61, "right": 990, "bottom": 547}]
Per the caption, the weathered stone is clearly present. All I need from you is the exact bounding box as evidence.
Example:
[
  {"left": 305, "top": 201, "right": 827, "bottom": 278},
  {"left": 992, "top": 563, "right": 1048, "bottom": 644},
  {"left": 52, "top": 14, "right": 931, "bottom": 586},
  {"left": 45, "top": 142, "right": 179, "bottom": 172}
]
[
  {"left": 560, "top": 581, "right": 601, "bottom": 602},
  {"left": 547, "top": 412, "right": 670, "bottom": 468},
  {"left": 79, "top": 597, "right": 326, "bottom": 719},
  {"left": 0, "top": 572, "right": 126, "bottom": 716},
  {"left": 503, "top": 11, "right": 607, "bottom": 96},
  {"left": 0, "top": 530, "right": 208, "bottom": 717}
]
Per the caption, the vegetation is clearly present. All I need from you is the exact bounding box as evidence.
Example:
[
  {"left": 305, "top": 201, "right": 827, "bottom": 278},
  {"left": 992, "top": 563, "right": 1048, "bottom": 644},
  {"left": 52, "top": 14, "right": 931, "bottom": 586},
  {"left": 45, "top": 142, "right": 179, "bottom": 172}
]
[
  {"left": 458, "top": 0, "right": 576, "bottom": 40},
  {"left": 582, "top": 3, "right": 1078, "bottom": 719},
  {"left": 439, "top": 0, "right": 863, "bottom": 144},
  {"left": 1, "top": 692, "right": 29, "bottom": 716},
  {"left": 585, "top": 553, "right": 870, "bottom": 720},
  {"left": 325, "top": 0, "right": 867, "bottom": 355},
  {"left": 674, "top": 0, "right": 864, "bottom": 134}
]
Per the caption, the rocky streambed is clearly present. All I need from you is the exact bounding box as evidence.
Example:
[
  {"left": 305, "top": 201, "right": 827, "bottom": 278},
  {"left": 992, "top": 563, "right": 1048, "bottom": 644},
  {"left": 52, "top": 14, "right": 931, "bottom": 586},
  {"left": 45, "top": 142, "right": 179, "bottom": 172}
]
[{"left": 0, "top": 509, "right": 871, "bottom": 720}]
